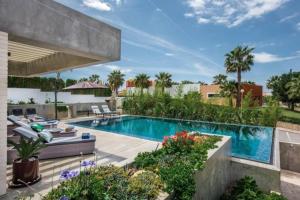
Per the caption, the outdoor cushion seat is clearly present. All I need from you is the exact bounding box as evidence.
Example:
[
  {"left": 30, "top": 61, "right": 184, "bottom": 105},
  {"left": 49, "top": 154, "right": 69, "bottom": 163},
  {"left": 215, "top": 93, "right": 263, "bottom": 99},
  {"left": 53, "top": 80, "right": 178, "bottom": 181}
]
[
  {"left": 7, "top": 127, "right": 96, "bottom": 164},
  {"left": 7, "top": 115, "right": 75, "bottom": 137}
]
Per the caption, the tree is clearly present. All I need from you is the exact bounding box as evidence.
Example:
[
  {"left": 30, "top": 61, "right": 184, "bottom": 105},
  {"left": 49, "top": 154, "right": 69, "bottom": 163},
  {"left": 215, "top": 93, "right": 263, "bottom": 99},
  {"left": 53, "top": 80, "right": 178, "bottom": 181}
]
[
  {"left": 79, "top": 77, "right": 88, "bottom": 82},
  {"left": 65, "top": 79, "right": 77, "bottom": 87},
  {"left": 212, "top": 74, "right": 227, "bottom": 85},
  {"left": 267, "top": 72, "right": 300, "bottom": 111},
  {"left": 155, "top": 72, "right": 172, "bottom": 93},
  {"left": 197, "top": 81, "right": 208, "bottom": 85},
  {"left": 225, "top": 46, "right": 254, "bottom": 108},
  {"left": 107, "top": 70, "right": 125, "bottom": 97},
  {"left": 89, "top": 74, "right": 100, "bottom": 83},
  {"left": 286, "top": 76, "right": 300, "bottom": 111},
  {"left": 181, "top": 80, "right": 194, "bottom": 84},
  {"left": 134, "top": 73, "right": 151, "bottom": 94},
  {"left": 220, "top": 80, "right": 237, "bottom": 107}
]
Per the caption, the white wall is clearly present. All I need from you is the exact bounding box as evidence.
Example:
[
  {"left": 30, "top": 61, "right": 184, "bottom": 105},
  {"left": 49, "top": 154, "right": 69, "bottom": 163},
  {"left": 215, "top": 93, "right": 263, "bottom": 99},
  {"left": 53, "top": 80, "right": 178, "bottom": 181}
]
[
  {"left": 0, "top": 31, "right": 8, "bottom": 196},
  {"left": 8, "top": 88, "right": 107, "bottom": 104},
  {"left": 126, "top": 84, "right": 200, "bottom": 97}
]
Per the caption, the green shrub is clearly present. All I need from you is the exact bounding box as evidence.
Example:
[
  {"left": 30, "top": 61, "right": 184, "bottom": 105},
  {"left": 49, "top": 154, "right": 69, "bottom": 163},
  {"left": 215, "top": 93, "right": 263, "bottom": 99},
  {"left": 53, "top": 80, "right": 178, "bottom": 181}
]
[
  {"left": 128, "top": 171, "right": 163, "bottom": 199},
  {"left": 44, "top": 166, "right": 163, "bottom": 200},
  {"left": 134, "top": 132, "right": 221, "bottom": 200},
  {"left": 221, "top": 176, "right": 287, "bottom": 200},
  {"left": 123, "top": 93, "right": 280, "bottom": 127}
]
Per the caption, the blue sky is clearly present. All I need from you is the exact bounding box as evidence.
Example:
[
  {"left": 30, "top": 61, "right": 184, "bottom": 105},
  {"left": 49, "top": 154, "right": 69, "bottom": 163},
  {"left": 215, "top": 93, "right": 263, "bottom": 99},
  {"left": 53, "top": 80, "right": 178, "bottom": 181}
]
[{"left": 53, "top": 0, "right": 300, "bottom": 89}]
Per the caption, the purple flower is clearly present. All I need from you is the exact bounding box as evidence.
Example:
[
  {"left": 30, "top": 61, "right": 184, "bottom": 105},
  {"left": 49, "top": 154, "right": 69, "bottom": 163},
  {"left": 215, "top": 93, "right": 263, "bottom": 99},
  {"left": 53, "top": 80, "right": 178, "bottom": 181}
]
[
  {"left": 59, "top": 196, "right": 69, "bottom": 200},
  {"left": 60, "top": 170, "right": 79, "bottom": 180},
  {"left": 81, "top": 160, "right": 96, "bottom": 167}
]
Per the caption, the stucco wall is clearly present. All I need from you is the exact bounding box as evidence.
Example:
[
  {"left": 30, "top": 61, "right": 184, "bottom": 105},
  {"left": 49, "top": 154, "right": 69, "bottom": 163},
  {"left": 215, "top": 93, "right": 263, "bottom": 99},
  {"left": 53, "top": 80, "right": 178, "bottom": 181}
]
[
  {"left": 193, "top": 136, "right": 231, "bottom": 200},
  {"left": 0, "top": 31, "right": 8, "bottom": 196},
  {"left": 8, "top": 88, "right": 107, "bottom": 104}
]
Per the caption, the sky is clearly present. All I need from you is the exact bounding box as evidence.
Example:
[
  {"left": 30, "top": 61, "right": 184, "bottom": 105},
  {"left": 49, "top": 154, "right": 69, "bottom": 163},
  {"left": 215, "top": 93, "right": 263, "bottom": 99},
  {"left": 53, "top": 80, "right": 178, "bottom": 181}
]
[{"left": 53, "top": 0, "right": 300, "bottom": 90}]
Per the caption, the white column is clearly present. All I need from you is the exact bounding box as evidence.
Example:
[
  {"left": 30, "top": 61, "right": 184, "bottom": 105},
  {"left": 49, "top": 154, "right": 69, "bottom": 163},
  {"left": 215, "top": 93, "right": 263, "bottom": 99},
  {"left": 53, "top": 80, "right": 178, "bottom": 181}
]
[{"left": 0, "top": 31, "right": 8, "bottom": 196}]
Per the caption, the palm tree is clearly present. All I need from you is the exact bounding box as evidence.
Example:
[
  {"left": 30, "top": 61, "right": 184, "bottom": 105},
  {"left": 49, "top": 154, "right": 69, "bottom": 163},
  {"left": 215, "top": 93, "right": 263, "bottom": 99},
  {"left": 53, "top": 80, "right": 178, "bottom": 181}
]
[
  {"left": 286, "top": 76, "right": 300, "bottom": 111},
  {"left": 134, "top": 73, "right": 150, "bottom": 94},
  {"left": 212, "top": 74, "right": 227, "bottom": 85},
  {"left": 225, "top": 46, "right": 254, "bottom": 107},
  {"left": 155, "top": 72, "right": 172, "bottom": 93},
  {"left": 89, "top": 74, "right": 100, "bottom": 83},
  {"left": 220, "top": 80, "right": 237, "bottom": 107},
  {"left": 107, "top": 70, "right": 125, "bottom": 97}
]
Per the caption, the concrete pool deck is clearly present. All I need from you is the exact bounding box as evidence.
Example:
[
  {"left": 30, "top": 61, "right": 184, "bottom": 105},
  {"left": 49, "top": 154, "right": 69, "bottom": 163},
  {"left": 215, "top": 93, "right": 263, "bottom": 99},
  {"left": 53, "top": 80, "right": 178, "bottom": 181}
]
[{"left": 3, "top": 117, "right": 161, "bottom": 199}]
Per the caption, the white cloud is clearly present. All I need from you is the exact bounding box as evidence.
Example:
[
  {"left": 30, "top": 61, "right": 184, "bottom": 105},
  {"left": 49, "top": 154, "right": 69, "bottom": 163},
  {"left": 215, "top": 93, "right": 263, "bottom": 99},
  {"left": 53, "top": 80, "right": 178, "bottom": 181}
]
[
  {"left": 83, "top": 0, "right": 111, "bottom": 11},
  {"left": 253, "top": 52, "right": 300, "bottom": 63},
  {"left": 184, "top": 0, "right": 288, "bottom": 27},
  {"left": 115, "top": 0, "right": 122, "bottom": 6},
  {"left": 184, "top": 13, "right": 194, "bottom": 18},
  {"left": 194, "top": 63, "right": 218, "bottom": 77},
  {"left": 165, "top": 53, "right": 174, "bottom": 56},
  {"left": 279, "top": 13, "right": 298, "bottom": 23},
  {"left": 297, "top": 22, "right": 300, "bottom": 31},
  {"left": 103, "top": 64, "right": 132, "bottom": 74}
]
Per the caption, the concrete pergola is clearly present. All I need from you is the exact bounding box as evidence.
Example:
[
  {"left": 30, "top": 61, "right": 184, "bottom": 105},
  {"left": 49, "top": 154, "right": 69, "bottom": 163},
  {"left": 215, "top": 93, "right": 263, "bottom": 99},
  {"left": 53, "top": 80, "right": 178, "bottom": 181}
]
[{"left": 0, "top": 0, "right": 120, "bottom": 196}]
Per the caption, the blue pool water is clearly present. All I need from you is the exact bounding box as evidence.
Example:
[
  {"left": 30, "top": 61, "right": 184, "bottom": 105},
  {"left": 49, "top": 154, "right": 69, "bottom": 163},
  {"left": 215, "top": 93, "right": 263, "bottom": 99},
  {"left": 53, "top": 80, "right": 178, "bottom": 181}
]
[{"left": 71, "top": 116, "right": 274, "bottom": 163}]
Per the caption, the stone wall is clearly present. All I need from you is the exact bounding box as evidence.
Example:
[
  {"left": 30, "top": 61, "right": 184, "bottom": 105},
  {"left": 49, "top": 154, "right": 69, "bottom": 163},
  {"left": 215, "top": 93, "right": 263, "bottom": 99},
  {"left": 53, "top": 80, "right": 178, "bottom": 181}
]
[
  {"left": 280, "top": 142, "right": 300, "bottom": 173},
  {"left": 0, "top": 31, "right": 8, "bottom": 196}
]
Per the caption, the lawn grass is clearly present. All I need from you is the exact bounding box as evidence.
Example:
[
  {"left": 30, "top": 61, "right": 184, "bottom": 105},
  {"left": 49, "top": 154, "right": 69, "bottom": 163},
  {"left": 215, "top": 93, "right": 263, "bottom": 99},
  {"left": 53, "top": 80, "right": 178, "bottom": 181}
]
[{"left": 279, "top": 108, "right": 300, "bottom": 125}]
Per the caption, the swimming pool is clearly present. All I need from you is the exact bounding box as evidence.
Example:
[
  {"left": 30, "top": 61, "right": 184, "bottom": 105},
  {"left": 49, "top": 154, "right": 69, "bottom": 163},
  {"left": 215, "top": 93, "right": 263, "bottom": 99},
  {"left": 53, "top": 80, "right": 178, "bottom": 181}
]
[{"left": 71, "top": 116, "right": 274, "bottom": 163}]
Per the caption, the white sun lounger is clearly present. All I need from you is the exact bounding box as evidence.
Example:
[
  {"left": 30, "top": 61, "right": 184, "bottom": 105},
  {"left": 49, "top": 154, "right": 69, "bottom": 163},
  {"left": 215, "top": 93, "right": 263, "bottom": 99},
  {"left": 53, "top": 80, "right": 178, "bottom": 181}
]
[{"left": 7, "top": 127, "right": 96, "bottom": 164}]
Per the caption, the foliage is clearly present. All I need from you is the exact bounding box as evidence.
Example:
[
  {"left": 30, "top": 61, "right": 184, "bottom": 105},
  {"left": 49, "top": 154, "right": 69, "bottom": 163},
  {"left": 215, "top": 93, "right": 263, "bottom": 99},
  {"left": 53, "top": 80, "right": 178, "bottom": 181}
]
[
  {"left": 267, "top": 72, "right": 300, "bottom": 110},
  {"left": 134, "top": 132, "right": 221, "bottom": 200},
  {"left": 220, "top": 80, "right": 237, "bottom": 107},
  {"left": 57, "top": 105, "right": 68, "bottom": 112},
  {"left": 128, "top": 171, "right": 163, "bottom": 199},
  {"left": 8, "top": 76, "right": 65, "bottom": 92},
  {"left": 278, "top": 108, "right": 300, "bottom": 125},
  {"left": 65, "top": 79, "right": 77, "bottom": 87},
  {"left": 27, "top": 98, "right": 36, "bottom": 104},
  {"left": 44, "top": 165, "right": 163, "bottom": 200},
  {"left": 286, "top": 76, "right": 300, "bottom": 101},
  {"left": 213, "top": 74, "right": 227, "bottom": 85},
  {"left": 88, "top": 74, "right": 100, "bottom": 83},
  {"left": 134, "top": 73, "right": 151, "bottom": 94},
  {"left": 123, "top": 93, "right": 280, "bottom": 127},
  {"left": 107, "top": 70, "right": 125, "bottom": 97},
  {"left": 181, "top": 80, "right": 194, "bottom": 84},
  {"left": 224, "top": 46, "right": 254, "bottom": 108},
  {"left": 155, "top": 72, "right": 172, "bottom": 93},
  {"left": 221, "top": 176, "right": 287, "bottom": 200},
  {"left": 8, "top": 137, "right": 45, "bottom": 161},
  {"left": 242, "top": 91, "right": 259, "bottom": 108}
]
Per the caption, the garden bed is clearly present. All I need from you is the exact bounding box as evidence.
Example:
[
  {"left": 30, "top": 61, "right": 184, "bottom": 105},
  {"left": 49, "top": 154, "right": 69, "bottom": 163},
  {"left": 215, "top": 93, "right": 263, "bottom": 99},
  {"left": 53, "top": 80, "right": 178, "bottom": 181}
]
[{"left": 43, "top": 132, "right": 227, "bottom": 200}]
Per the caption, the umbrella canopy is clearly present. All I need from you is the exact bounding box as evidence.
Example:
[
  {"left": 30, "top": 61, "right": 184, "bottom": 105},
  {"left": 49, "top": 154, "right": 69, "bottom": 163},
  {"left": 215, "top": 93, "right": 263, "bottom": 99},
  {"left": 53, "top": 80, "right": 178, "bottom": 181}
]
[{"left": 63, "top": 81, "right": 108, "bottom": 90}]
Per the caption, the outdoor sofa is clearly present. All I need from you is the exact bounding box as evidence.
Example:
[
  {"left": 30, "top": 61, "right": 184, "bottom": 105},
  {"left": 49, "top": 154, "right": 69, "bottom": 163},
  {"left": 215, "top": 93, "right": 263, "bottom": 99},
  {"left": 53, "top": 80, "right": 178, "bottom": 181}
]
[
  {"left": 7, "top": 115, "right": 76, "bottom": 138},
  {"left": 7, "top": 127, "right": 96, "bottom": 164}
]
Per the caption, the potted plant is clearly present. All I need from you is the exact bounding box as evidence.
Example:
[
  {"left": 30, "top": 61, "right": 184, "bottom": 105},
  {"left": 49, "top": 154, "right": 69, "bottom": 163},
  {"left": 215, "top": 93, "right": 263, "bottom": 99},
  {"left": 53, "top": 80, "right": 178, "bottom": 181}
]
[{"left": 8, "top": 137, "right": 45, "bottom": 187}]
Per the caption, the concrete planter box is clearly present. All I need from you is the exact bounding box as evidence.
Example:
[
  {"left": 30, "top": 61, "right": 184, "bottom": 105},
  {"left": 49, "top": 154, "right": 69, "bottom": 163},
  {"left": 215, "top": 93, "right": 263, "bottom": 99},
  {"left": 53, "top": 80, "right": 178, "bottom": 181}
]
[{"left": 159, "top": 136, "right": 231, "bottom": 200}]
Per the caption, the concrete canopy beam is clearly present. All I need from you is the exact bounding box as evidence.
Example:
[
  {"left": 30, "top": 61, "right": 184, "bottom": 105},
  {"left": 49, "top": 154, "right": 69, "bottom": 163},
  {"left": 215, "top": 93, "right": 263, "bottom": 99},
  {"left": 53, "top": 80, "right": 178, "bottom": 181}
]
[{"left": 0, "top": 0, "right": 121, "bottom": 76}]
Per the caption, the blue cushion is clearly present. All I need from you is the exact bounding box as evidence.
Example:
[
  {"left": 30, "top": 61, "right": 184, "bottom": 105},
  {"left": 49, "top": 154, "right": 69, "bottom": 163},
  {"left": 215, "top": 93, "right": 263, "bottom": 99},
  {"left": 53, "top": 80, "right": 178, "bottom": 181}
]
[{"left": 39, "top": 130, "right": 53, "bottom": 143}]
